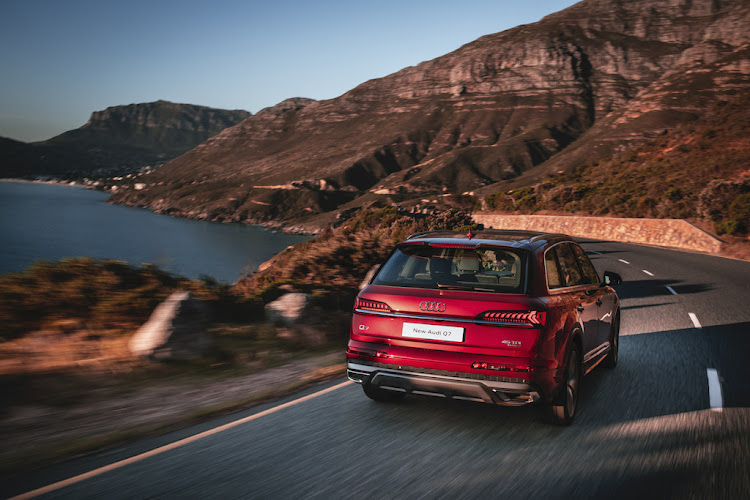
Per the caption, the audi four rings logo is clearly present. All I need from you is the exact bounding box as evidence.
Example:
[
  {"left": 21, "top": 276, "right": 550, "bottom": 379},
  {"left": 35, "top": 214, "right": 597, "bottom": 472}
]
[{"left": 420, "top": 301, "right": 447, "bottom": 312}]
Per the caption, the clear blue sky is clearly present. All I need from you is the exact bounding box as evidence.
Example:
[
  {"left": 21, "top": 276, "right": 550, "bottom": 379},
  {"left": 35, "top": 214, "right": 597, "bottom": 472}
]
[{"left": 0, "top": 0, "right": 579, "bottom": 143}]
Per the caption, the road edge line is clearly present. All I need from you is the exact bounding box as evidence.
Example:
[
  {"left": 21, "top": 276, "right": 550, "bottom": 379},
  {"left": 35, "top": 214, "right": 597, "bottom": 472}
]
[{"left": 10, "top": 380, "right": 354, "bottom": 500}]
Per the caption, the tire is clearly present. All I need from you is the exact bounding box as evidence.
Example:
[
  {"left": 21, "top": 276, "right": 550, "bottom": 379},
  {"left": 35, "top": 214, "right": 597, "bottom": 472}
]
[
  {"left": 549, "top": 343, "right": 581, "bottom": 426},
  {"left": 602, "top": 311, "right": 620, "bottom": 369},
  {"left": 362, "top": 383, "right": 405, "bottom": 403}
]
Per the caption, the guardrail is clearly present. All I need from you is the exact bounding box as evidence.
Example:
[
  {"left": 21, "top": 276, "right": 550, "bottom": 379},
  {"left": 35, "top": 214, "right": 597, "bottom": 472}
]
[{"left": 472, "top": 213, "right": 723, "bottom": 254}]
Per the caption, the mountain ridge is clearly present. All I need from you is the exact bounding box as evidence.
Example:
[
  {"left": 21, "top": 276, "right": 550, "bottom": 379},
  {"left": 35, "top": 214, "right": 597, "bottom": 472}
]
[
  {"left": 107, "top": 0, "right": 750, "bottom": 230},
  {"left": 0, "top": 101, "right": 250, "bottom": 178}
]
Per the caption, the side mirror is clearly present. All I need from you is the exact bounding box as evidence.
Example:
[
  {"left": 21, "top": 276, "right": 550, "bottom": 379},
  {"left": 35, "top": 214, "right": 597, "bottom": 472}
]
[{"left": 603, "top": 271, "right": 622, "bottom": 286}]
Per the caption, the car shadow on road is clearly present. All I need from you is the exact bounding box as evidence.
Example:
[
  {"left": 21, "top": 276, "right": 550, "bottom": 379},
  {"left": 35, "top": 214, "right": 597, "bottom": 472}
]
[
  {"left": 616, "top": 279, "right": 713, "bottom": 300},
  {"left": 582, "top": 320, "right": 750, "bottom": 425},
  {"left": 620, "top": 302, "right": 677, "bottom": 311},
  {"left": 585, "top": 249, "right": 623, "bottom": 255}
]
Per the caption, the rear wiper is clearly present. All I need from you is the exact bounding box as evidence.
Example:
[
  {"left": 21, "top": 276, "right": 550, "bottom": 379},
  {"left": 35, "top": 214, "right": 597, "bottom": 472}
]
[{"left": 436, "top": 284, "right": 494, "bottom": 292}]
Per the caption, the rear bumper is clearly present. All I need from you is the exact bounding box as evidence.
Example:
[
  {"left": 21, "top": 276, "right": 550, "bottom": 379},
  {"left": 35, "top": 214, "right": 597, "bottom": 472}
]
[{"left": 347, "top": 360, "right": 541, "bottom": 406}]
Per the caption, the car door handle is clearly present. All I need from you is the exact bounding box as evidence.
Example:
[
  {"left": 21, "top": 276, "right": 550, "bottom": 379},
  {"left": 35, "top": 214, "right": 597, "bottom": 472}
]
[
  {"left": 596, "top": 299, "right": 602, "bottom": 306},
  {"left": 577, "top": 306, "right": 585, "bottom": 312}
]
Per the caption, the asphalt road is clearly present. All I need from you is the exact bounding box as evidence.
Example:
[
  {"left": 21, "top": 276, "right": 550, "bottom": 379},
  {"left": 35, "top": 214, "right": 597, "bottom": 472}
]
[{"left": 4, "top": 240, "right": 750, "bottom": 499}]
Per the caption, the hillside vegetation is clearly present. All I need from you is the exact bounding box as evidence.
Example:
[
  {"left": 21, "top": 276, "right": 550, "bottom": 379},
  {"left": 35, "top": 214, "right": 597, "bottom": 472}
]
[
  {"left": 234, "top": 207, "right": 480, "bottom": 299},
  {"left": 482, "top": 91, "right": 750, "bottom": 236},
  {"left": 0, "top": 258, "right": 240, "bottom": 342}
]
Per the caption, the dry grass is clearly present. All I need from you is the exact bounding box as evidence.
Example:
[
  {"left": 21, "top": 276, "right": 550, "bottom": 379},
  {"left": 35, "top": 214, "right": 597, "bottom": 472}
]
[{"left": 0, "top": 330, "right": 134, "bottom": 375}]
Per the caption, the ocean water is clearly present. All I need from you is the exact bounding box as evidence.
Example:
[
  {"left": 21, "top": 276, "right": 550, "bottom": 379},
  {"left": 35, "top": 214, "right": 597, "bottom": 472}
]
[{"left": 0, "top": 181, "right": 310, "bottom": 283}]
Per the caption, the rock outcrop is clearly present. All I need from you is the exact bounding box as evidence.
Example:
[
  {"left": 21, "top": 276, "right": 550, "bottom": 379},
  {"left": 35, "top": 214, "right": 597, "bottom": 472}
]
[
  {"left": 129, "top": 291, "right": 210, "bottom": 360},
  {"left": 264, "top": 293, "right": 312, "bottom": 326}
]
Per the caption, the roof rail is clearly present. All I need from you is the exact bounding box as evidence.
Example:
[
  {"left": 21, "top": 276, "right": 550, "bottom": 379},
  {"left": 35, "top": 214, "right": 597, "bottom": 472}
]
[{"left": 406, "top": 231, "right": 434, "bottom": 240}]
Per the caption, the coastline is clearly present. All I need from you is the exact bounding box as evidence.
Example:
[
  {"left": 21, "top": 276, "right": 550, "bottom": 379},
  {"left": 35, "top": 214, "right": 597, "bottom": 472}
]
[
  {"left": 1, "top": 177, "right": 320, "bottom": 236},
  {"left": 0, "top": 178, "right": 92, "bottom": 188},
  {"left": 106, "top": 196, "right": 322, "bottom": 236}
]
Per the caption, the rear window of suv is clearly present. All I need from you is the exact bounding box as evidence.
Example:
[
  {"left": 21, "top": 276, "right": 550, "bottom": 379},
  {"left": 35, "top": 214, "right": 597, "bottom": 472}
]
[{"left": 371, "top": 244, "right": 526, "bottom": 293}]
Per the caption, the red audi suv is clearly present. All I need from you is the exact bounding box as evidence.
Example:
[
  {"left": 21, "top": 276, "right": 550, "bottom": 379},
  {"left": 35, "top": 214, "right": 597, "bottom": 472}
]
[{"left": 346, "top": 230, "right": 622, "bottom": 425}]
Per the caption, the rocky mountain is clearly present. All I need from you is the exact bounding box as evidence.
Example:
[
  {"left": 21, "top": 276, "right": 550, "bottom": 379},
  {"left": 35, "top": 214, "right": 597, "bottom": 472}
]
[
  {"left": 110, "top": 0, "right": 750, "bottom": 230},
  {"left": 0, "top": 101, "right": 250, "bottom": 178}
]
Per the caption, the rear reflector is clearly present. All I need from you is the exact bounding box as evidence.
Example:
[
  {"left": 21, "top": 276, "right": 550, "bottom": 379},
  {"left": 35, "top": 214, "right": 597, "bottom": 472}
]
[
  {"left": 346, "top": 347, "right": 390, "bottom": 359},
  {"left": 354, "top": 297, "right": 393, "bottom": 313},
  {"left": 472, "top": 362, "right": 531, "bottom": 373},
  {"left": 347, "top": 347, "right": 376, "bottom": 357},
  {"left": 476, "top": 310, "right": 546, "bottom": 326}
]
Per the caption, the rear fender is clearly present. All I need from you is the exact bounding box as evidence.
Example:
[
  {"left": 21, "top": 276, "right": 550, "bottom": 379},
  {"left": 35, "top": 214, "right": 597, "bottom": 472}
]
[
  {"left": 555, "top": 311, "right": 582, "bottom": 364},
  {"left": 549, "top": 328, "right": 582, "bottom": 404}
]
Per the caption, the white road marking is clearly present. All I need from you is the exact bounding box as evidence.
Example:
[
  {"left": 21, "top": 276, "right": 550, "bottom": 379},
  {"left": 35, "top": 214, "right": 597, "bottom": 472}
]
[
  {"left": 618, "top": 259, "right": 630, "bottom": 264},
  {"left": 689, "top": 312, "right": 702, "bottom": 329},
  {"left": 642, "top": 270, "right": 654, "bottom": 276},
  {"left": 707, "top": 368, "right": 723, "bottom": 412},
  {"left": 589, "top": 251, "right": 603, "bottom": 255},
  {"left": 666, "top": 286, "right": 678, "bottom": 295},
  {"left": 10, "top": 380, "right": 354, "bottom": 500}
]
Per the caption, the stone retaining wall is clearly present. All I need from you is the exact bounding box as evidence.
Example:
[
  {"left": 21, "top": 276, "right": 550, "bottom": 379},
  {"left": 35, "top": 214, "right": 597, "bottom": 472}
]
[{"left": 472, "top": 213, "right": 723, "bottom": 254}]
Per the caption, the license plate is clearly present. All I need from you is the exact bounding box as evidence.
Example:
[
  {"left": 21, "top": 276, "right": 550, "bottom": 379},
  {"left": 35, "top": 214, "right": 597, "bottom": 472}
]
[{"left": 402, "top": 322, "right": 465, "bottom": 342}]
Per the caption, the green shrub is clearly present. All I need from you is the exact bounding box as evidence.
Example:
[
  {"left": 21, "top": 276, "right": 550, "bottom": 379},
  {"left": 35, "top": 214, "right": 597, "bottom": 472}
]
[
  {"left": 662, "top": 187, "right": 683, "bottom": 202},
  {"left": 715, "top": 219, "right": 745, "bottom": 235},
  {"left": 512, "top": 186, "right": 537, "bottom": 211},
  {"left": 729, "top": 193, "right": 750, "bottom": 224},
  {"left": 484, "top": 192, "right": 514, "bottom": 211}
]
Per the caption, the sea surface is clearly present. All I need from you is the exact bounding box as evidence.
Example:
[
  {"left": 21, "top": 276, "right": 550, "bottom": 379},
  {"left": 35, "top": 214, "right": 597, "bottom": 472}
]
[{"left": 0, "top": 181, "right": 310, "bottom": 283}]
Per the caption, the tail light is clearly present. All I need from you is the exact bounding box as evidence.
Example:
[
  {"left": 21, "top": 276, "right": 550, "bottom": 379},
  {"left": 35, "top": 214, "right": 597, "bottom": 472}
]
[
  {"left": 476, "top": 310, "right": 546, "bottom": 327},
  {"left": 354, "top": 297, "right": 393, "bottom": 314}
]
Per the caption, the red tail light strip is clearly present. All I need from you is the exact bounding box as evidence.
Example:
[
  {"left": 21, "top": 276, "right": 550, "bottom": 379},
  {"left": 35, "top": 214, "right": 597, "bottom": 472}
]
[
  {"left": 353, "top": 298, "right": 546, "bottom": 329},
  {"left": 476, "top": 310, "right": 546, "bottom": 327}
]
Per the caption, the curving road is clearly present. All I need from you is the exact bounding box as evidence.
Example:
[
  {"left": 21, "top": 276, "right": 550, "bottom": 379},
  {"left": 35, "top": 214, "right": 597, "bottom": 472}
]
[{"left": 4, "top": 240, "right": 750, "bottom": 499}]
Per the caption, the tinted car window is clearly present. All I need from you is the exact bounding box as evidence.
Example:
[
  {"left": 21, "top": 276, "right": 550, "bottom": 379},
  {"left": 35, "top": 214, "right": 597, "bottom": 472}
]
[
  {"left": 556, "top": 243, "right": 585, "bottom": 287},
  {"left": 545, "top": 248, "right": 562, "bottom": 289},
  {"left": 373, "top": 245, "right": 526, "bottom": 293},
  {"left": 572, "top": 244, "right": 599, "bottom": 285}
]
